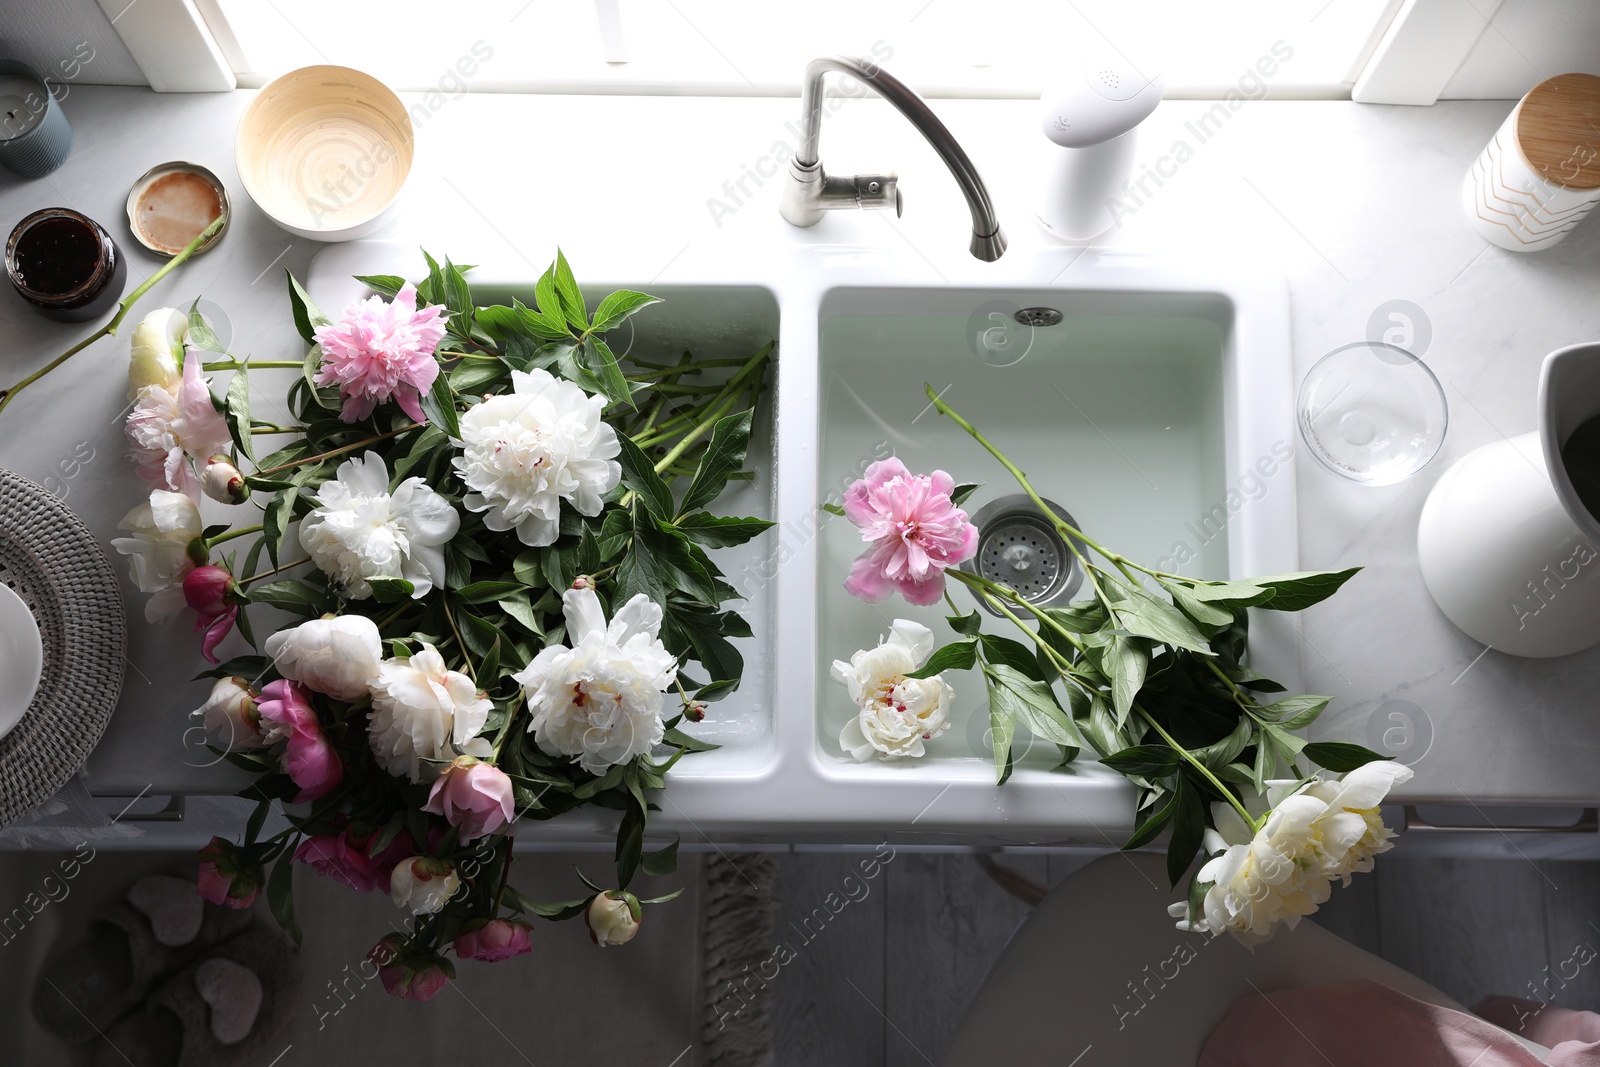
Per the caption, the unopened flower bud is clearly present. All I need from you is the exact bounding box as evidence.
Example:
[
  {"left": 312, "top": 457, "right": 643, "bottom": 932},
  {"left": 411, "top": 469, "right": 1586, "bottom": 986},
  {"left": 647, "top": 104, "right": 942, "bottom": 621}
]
[
  {"left": 202, "top": 455, "right": 249, "bottom": 504},
  {"left": 571, "top": 575, "right": 593, "bottom": 591},
  {"left": 585, "top": 890, "right": 641, "bottom": 947},
  {"left": 683, "top": 701, "right": 706, "bottom": 723}
]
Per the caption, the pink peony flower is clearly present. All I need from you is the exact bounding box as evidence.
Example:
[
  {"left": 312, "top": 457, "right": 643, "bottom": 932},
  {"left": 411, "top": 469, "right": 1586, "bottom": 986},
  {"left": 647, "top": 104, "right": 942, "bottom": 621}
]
[
  {"left": 314, "top": 282, "right": 447, "bottom": 424},
  {"left": 294, "top": 832, "right": 386, "bottom": 893},
  {"left": 454, "top": 919, "right": 532, "bottom": 963},
  {"left": 370, "top": 935, "right": 452, "bottom": 1001},
  {"left": 125, "top": 348, "right": 231, "bottom": 496},
  {"left": 296, "top": 823, "right": 417, "bottom": 894},
  {"left": 256, "top": 679, "right": 343, "bottom": 802},
  {"left": 422, "top": 757, "right": 515, "bottom": 842},
  {"left": 842, "top": 458, "right": 978, "bottom": 607},
  {"left": 183, "top": 564, "right": 239, "bottom": 665},
  {"left": 196, "top": 836, "right": 260, "bottom": 909}
]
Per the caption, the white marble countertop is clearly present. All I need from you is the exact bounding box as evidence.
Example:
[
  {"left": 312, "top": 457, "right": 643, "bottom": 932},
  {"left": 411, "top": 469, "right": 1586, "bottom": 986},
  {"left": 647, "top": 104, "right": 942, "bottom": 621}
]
[{"left": 2, "top": 85, "right": 1597, "bottom": 815}]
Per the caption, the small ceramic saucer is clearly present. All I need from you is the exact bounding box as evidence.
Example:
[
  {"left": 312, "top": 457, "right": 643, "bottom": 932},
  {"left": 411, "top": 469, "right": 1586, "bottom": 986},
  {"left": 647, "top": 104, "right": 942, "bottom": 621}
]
[{"left": 0, "top": 581, "right": 42, "bottom": 741}]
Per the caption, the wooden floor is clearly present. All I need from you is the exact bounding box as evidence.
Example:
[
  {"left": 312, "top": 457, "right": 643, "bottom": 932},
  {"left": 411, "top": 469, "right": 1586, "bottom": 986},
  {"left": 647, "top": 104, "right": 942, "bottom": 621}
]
[
  {"left": 3, "top": 847, "right": 1595, "bottom": 1066},
  {"left": 771, "top": 851, "right": 1600, "bottom": 1067}
]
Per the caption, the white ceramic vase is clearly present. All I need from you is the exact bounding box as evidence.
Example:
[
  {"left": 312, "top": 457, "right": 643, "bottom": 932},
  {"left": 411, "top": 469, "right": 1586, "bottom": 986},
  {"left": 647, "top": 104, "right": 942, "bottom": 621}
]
[{"left": 1417, "top": 342, "right": 1600, "bottom": 657}]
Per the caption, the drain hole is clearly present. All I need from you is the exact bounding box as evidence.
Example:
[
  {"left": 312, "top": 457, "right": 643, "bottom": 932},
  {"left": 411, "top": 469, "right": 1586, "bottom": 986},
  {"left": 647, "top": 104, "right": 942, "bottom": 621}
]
[
  {"left": 961, "top": 493, "right": 1085, "bottom": 616},
  {"left": 1014, "top": 307, "right": 1064, "bottom": 328}
]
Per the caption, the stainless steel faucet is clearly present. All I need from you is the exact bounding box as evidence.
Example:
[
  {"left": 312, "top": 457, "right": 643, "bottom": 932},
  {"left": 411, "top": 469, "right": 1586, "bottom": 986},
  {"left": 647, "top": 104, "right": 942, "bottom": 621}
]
[{"left": 779, "top": 55, "right": 1007, "bottom": 262}]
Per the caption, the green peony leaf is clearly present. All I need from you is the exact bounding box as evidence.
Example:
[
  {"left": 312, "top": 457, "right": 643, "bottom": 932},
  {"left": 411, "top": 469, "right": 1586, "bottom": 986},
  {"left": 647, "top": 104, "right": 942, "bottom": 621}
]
[
  {"left": 905, "top": 639, "right": 977, "bottom": 678},
  {"left": 590, "top": 289, "right": 662, "bottom": 334},
  {"left": 223, "top": 366, "right": 254, "bottom": 462},
  {"left": 285, "top": 271, "right": 330, "bottom": 346},
  {"left": 1303, "top": 741, "right": 1388, "bottom": 772},
  {"left": 980, "top": 634, "right": 1045, "bottom": 681},
  {"left": 1102, "top": 578, "right": 1214, "bottom": 654},
  {"left": 1122, "top": 789, "right": 1176, "bottom": 850},
  {"left": 368, "top": 577, "right": 416, "bottom": 603},
  {"left": 581, "top": 336, "right": 635, "bottom": 410},
  {"left": 353, "top": 274, "right": 405, "bottom": 297},
  {"left": 1107, "top": 635, "right": 1150, "bottom": 727},
  {"left": 673, "top": 513, "right": 774, "bottom": 548},
  {"left": 616, "top": 433, "right": 674, "bottom": 521},
  {"left": 1101, "top": 744, "right": 1180, "bottom": 778},
  {"left": 679, "top": 410, "right": 753, "bottom": 516},
  {"left": 984, "top": 663, "right": 1076, "bottom": 747},
  {"left": 1249, "top": 568, "right": 1362, "bottom": 612},
  {"left": 1167, "top": 775, "right": 1206, "bottom": 886},
  {"left": 950, "top": 482, "right": 980, "bottom": 507}
]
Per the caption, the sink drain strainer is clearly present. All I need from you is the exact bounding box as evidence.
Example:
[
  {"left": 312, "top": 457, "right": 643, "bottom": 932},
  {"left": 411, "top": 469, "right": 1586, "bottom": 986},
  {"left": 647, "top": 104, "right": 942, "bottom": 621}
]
[{"left": 961, "top": 494, "right": 1084, "bottom": 616}]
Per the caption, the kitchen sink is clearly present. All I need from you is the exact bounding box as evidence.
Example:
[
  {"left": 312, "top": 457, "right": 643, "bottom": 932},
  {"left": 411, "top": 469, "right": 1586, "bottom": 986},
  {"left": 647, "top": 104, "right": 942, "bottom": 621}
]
[
  {"left": 306, "top": 243, "right": 1294, "bottom": 842},
  {"left": 817, "top": 289, "right": 1233, "bottom": 771}
]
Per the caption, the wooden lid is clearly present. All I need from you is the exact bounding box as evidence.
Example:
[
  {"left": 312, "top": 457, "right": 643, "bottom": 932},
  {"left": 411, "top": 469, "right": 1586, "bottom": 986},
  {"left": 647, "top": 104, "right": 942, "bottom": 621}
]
[{"left": 1515, "top": 73, "right": 1600, "bottom": 190}]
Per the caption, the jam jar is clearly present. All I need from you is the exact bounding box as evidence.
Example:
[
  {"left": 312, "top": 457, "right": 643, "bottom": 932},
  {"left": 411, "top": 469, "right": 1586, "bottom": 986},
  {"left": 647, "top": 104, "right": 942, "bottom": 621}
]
[{"left": 5, "top": 207, "right": 127, "bottom": 322}]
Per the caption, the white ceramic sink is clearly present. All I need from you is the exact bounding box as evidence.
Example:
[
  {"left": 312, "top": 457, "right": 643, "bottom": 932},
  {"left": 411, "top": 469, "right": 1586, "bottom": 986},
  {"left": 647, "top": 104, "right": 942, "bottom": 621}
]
[{"left": 308, "top": 244, "right": 1296, "bottom": 843}]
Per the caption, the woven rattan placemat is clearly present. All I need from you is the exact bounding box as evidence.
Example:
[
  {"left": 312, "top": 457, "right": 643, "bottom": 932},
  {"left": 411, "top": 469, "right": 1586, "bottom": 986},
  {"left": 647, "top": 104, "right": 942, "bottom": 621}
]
[{"left": 0, "top": 469, "right": 125, "bottom": 825}]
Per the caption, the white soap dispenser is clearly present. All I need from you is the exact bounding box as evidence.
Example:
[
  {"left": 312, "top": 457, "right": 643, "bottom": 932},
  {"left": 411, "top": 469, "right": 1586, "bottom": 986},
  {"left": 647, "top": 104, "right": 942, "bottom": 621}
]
[{"left": 1035, "top": 60, "right": 1165, "bottom": 243}]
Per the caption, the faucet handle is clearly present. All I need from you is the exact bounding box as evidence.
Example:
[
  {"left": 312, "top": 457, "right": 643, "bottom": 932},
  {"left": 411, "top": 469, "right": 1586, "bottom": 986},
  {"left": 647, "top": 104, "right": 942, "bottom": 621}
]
[
  {"left": 852, "top": 173, "right": 902, "bottom": 217},
  {"left": 818, "top": 171, "right": 901, "bottom": 216}
]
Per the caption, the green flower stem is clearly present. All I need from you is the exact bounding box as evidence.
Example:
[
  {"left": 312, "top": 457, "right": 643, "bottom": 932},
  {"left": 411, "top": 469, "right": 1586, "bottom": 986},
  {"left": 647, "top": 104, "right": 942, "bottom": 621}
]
[
  {"left": 638, "top": 383, "right": 725, "bottom": 395},
  {"left": 491, "top": 694, "right": 525, "bottom": 761},
  {"left": 922, "top": 383, "right": 1175, "bottom": 586},
  {"left": 240, "top": 557, "right": 310, "bottom": 586},
  {"left": 201, "top": 360, "right": 305, "bottom": 371},
  {"left": 250, "top": 423, "right": 306, "bottom": 435},
  {"left": 374, "top": 602, "right": 412, "bottom": 631},
  {"left": 1203, "top": 658, "right": 1255, "bottom": 710},
  {"left": 1136, "top": 706, "right": 1258, "bottom": 831},
  {"left": 963, "top": 580, "right": 1095, "bottom": 689},
  {"left": 208, "top": 524, "right": 263, "bottom": 548},
  {"left": 252, "top": 422, "right": 422, "bottom": 477},
  {"left": 648, "top": 345, "right": 772, "bottom": 476},
  {"left": 442, "top": 597, "right": 477, "bottom": 681},
  {"left": 634, "top": 341, "right": 773, "bottom": 450},
  {"left": 951, "top": 569, "right": 1089, "bottom": 655},
  {"left": 0, "top": 212, "right": 229, "bottom": 416},
  {"left": 626, "top": 357, "right": 746, "bottom": 378}
]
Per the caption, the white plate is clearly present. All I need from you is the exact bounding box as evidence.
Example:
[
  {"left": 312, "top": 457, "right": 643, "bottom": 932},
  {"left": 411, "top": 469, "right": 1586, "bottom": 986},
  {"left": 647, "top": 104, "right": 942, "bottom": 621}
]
[{"left": 0, "top": 582, "right": 42, "bottom": 742}]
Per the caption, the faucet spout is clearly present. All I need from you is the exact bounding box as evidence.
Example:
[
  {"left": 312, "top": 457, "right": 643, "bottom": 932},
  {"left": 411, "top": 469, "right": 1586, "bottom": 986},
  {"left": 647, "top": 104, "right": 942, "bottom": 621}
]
[{"left": 782, "top": 55, "right": 1007, "bottom": 262}]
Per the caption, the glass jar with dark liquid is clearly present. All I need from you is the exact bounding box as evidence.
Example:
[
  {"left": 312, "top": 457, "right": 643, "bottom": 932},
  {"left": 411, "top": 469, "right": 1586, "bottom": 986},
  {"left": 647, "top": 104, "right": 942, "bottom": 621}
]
[{"left": 5, "top": 207, "right": 127, "bottom": 322}]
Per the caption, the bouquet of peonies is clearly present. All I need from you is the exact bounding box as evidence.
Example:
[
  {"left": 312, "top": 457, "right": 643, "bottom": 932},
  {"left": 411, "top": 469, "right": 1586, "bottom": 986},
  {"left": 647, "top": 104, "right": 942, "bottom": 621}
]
[
  {"left": 112, "top": 252, "right": 773, "bottom": 998},
  {"left": 825, "top": 385, "right": 1411, "bottom": 946}
]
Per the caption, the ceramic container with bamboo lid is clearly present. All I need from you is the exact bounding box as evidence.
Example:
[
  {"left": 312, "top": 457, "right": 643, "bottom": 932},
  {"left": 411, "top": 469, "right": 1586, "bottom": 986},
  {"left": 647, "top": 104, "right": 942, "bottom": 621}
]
[{"left": 1464, "top": 72, "right": 1600, "bottom": 252}]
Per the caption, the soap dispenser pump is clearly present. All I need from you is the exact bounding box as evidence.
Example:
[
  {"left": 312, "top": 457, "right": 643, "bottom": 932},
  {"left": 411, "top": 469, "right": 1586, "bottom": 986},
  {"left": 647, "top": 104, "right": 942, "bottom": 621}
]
[{"left": 1035, "top": 60, "right": 1165, "bottom": 243}]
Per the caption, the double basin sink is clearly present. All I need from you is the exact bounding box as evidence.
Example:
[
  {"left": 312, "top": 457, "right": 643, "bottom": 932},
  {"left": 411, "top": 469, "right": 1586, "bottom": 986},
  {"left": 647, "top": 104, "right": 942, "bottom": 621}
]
[{"left": 306, "top": 242, "right": 1296, "bottom": 844}]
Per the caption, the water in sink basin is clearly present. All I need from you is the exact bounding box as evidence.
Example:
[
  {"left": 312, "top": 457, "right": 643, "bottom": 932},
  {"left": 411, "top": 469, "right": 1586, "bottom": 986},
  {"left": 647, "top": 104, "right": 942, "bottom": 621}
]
[{"left": 817, "top": 289, "right": 1231, "bottom": 769}]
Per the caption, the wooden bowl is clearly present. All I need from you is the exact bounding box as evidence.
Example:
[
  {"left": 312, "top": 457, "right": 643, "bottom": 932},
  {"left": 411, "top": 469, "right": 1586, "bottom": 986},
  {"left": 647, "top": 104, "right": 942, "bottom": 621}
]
[{"left": 235, "top": 65, "right": 413, "bottom": 242}]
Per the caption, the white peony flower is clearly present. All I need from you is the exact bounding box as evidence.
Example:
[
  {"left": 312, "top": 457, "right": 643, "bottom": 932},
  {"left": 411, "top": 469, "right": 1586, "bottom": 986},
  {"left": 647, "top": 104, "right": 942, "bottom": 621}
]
[
  {"left": 197, "top": 677, "right": 265, "bottom": 751},
  {"left": 110, "top": 490, "right": 203, "bottom": 621},
  {"left": 1169, "top": 760, "right": 1414, "bottom": 946},
  {"left": 389, "top": 856, "right": 460, "bottom": 915},
  {"left": 514, "top": 586, "right": 677, "bottom": 775},
  {"left": 368, "top": 643, "right": 492, "bottom": 782},
  {"left": 452, "top": 368, "right": 621, "bottom": 548},
  {"left": 127, "top": 307, "right": 186, "bottom": 398},
  {"left": 831, "top": 619, "right": 955, "bottom": 761},
  {"left": 298, "top": 452, "right": 459, "bottom": 600},
  {"left": 585, "top": 891, "right": 641, "bottom": 947},
  {"left": 263, "top": 614, "right": 383, "bottom": 702}
]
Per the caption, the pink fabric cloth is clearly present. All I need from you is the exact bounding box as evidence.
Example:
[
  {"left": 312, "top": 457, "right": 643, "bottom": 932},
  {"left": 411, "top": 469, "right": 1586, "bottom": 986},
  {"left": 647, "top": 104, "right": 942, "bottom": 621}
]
[
  {"left": 1479, "top": 996, "right": 1600, "bottom": 1063},
  {"left": 1200, "top": 979, "right": 1600, "bottom": 1066}
]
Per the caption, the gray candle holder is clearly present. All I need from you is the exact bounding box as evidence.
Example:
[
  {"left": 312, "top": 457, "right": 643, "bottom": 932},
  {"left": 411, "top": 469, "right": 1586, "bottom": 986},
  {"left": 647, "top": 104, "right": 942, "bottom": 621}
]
[{"left": 0, "top": 60, "right": 73, "bottom": 179}]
